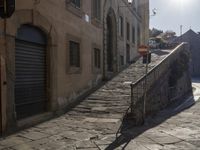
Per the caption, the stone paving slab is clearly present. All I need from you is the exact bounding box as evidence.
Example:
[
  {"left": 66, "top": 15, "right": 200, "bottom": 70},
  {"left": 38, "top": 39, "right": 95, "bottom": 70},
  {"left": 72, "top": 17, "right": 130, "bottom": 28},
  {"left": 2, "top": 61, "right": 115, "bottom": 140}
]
[{"left": 1, "top": 50, "right": 200, "bottom": 150}]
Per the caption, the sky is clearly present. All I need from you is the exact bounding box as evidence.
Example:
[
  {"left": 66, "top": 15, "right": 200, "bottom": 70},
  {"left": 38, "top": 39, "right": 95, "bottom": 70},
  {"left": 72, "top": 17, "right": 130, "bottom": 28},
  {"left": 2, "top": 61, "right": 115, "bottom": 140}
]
[{"left": 150, "top": 0, "right": 200, "bottom": 36}]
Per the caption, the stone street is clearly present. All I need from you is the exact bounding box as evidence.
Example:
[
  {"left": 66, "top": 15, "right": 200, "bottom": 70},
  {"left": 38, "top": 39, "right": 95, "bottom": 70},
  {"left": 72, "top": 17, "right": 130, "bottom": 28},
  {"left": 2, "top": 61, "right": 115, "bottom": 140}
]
[{"left": 0, "top": 50, "right": 199, "bottom": 150}]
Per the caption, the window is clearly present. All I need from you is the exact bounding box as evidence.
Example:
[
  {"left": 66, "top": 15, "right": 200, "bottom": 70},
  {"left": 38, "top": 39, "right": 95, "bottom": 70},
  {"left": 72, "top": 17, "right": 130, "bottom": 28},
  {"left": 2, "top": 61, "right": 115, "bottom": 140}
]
[
  {"left": 94, "top": 48, "right": 101, "bottom": 69},
  {"left": 132, "top": 26, "right": 135, "bottom": 43},
  {"left": 119, "top": 16, "right": 124, "bottom": 37},
  {"left": 71, "top": 0, "right": 81, "bottom": 8},
  {"left": 92, "top": 0, "right": 101, "bottom": 20},
  {"left": 120, "top": 55, "right": 124, "bottom": 66},
  {"left": 69, "top": 41, "right": 80, "bottom": 67},
  {"left": 127, "top": 22, "right": 130, "bottom": 41},
  {"left": 126, "top": 44, "right": 130, "bottom": 64}
]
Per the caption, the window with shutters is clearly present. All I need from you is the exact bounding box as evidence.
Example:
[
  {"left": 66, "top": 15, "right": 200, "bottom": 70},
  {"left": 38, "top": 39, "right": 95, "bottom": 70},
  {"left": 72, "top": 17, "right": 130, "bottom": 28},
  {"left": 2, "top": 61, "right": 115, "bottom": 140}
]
[
  {"left": 94, "top": 48, "right": 101, "bottom": 69},
  {"left": 69, "top": 41, "right": 80, "bottom": 67},
  {"left": 92, "top": 0, "right": 101, "bottom": 20}
]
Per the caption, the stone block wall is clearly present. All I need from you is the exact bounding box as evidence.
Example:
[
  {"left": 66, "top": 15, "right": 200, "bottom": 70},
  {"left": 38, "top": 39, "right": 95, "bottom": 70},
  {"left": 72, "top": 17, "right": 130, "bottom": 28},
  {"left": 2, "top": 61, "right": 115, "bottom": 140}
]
[{"left": 132, "top": 43, "right": 192, "bottom": 124}]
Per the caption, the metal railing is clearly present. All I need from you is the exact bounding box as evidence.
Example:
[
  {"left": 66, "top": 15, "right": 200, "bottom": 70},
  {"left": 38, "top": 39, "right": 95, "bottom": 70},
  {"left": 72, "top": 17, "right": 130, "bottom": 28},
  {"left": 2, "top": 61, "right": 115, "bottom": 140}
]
[{"left": 130, "top": 43, "right": 189, "bottom": 115}]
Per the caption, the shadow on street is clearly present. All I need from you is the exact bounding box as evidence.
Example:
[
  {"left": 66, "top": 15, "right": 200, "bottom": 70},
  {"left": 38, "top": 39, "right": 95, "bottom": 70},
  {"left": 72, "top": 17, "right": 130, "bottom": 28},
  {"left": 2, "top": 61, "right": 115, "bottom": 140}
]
[{"left": 105, "top": 95, "right": 195, "bottom": 150}]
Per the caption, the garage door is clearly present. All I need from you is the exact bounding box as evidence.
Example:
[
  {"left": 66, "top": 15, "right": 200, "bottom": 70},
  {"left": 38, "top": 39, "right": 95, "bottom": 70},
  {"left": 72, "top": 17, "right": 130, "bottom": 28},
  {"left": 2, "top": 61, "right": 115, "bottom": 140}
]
[{"left": 15, "top": 25, "right": 47, "bottom": 120}]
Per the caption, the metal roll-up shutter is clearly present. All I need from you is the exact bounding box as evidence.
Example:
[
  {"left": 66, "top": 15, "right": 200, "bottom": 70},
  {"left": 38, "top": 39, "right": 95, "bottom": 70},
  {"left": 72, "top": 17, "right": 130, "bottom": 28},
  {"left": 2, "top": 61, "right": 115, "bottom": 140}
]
[{"left": 15, "top": 39, "right": 47, "bottom": 120}]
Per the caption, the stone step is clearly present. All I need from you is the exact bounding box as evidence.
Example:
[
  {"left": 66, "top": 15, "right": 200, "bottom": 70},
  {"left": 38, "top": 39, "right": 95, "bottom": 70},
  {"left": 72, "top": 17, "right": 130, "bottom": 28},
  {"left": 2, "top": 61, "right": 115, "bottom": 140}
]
[
  {"left": 79, "top": 103, "right": 129, "bottom": 108},
  {"left": 68, "top": 111, "right": 123, "bottom": 119},
  {"left": 86, "top": 98, "right": 130, "bottom": 102}
]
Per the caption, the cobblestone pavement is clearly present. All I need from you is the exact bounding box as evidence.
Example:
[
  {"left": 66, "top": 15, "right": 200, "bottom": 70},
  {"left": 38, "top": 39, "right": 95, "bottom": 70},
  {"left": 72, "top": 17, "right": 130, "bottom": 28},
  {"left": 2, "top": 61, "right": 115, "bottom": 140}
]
[
  {"left": 1, "top": 50, "right": 200, "bottom": 150},
  {"left": 192, "top": 78, "right": 200, "bottom": 101}
]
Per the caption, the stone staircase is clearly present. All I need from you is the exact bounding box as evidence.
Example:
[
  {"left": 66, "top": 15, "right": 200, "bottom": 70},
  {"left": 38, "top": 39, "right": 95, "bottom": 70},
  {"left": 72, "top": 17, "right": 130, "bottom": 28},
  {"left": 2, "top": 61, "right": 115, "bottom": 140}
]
[
  {"left": 68, "top": 51, "right": 169, "bottom": 120},
  {"left": 0, "top": 49, "right": 172, "bottom": 150}
]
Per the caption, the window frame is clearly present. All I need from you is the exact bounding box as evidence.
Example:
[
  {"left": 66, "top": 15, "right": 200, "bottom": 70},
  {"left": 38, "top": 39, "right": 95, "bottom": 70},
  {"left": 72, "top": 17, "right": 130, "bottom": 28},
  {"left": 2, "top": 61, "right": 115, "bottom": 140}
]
[
  {"left": 94, "top": 48, "right": 101, "bottom": 69},
  {"left": 69, "top": 40, "right": 80, "bottom": 68},
  {"left": 66, "top": 34, "right": 82, "bottom": 74},
  {"left": 119, "top": 16, "right": 124, "bottom": 38},
  {"left": 126, "top": 22, "right": 130, "bottom": 41},
  {"left": 92, "top": 43, "right": 102, "bottom": 74}
]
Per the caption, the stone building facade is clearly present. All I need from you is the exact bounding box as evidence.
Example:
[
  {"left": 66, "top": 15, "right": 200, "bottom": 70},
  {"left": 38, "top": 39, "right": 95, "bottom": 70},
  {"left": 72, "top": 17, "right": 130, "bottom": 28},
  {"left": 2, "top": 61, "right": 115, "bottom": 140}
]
[{"left": 0, "top": 0, "right": 149, "bottom": 134}]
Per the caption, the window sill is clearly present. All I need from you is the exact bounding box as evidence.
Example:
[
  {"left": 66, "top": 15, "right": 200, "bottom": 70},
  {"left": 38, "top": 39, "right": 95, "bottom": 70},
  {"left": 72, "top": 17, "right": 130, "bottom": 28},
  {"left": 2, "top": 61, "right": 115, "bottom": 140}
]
[
  {"left": 66, "top": 4, "right": 83, "bottom": 18},
  {"left": 68, "top": 67, "right": 82, "bottom": 74}
]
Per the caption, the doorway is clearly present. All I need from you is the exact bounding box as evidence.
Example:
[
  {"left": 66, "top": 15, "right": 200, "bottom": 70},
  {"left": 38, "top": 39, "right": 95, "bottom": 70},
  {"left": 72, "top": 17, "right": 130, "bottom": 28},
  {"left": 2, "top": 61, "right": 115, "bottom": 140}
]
[
  {"left": 104, "top": 8, "right": 117, "bottom": 78},
  {"left": 15, "top": 25, "right": 48, "bottom": 120}
]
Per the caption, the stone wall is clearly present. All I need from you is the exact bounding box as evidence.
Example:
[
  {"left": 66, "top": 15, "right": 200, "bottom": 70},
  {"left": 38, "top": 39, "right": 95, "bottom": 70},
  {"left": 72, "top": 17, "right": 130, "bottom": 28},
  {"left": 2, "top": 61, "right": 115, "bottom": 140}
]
[{"left": 131, "top": 43, "right": 192, "bottom": 125}]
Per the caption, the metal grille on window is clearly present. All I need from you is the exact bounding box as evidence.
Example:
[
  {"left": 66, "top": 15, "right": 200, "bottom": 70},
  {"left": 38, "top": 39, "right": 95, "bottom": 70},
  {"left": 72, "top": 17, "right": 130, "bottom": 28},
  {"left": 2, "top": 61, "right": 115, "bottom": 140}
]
[{"left": 70, "top": 41, "right": 80, "bottom": 67}]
